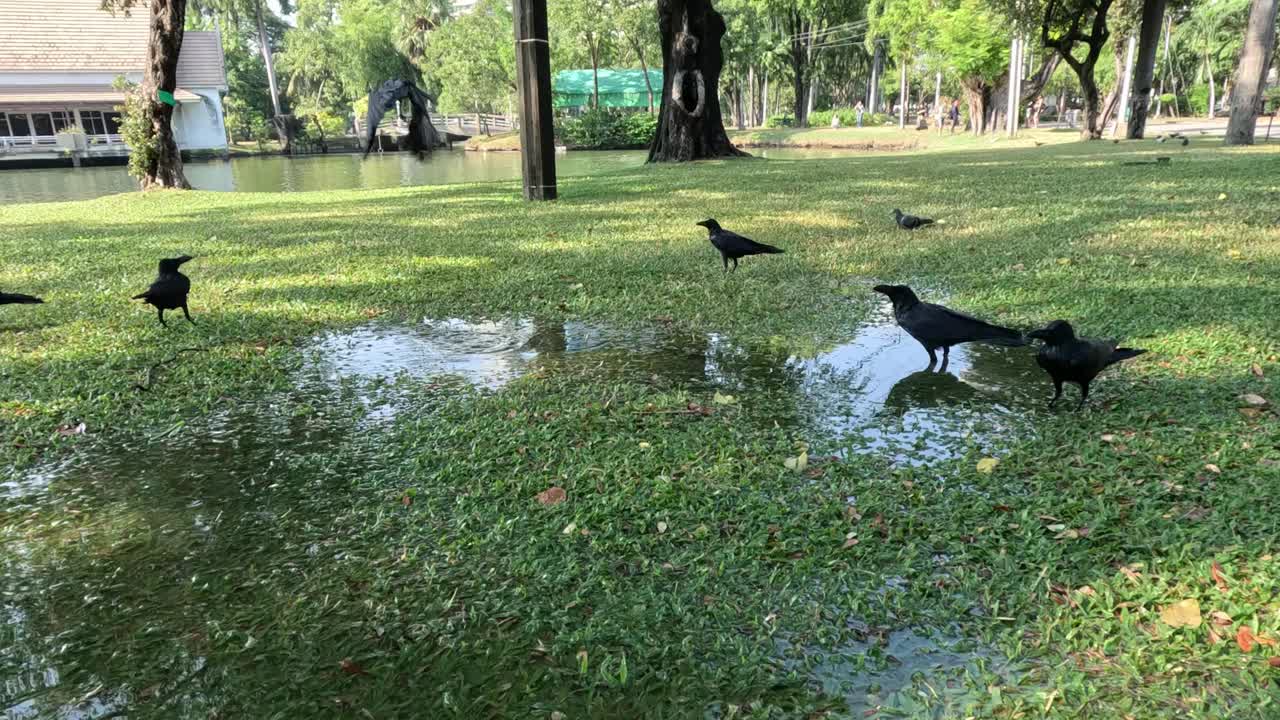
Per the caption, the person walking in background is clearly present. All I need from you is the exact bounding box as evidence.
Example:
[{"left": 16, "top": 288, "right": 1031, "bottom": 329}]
[
  {"left": 949, "top": 100, "right": 961, "bottom": 134},
  {"left": 855, "top": 100, "right": 865, "bottom": 128}
]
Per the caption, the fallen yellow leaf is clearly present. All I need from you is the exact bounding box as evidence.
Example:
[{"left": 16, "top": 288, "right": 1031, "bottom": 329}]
[
  {"left": 784, "top": 451, "right": 808, "bottom": 472},
  {"left": 1159, "top": 599, "right": 1202, "bottom": 628},
  {"left": 976, "top": 457, "right": 1000, "bottom": 474}
]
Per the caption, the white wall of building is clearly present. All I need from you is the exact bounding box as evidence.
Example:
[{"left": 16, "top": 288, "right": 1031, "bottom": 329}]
[{"left": 174, "top": 91, "right": 227, "bottom": 150}]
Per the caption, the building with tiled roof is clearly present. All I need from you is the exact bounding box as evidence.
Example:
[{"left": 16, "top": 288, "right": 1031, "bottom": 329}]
[{"left": 0, "top": 0, "right": 229, "bottom": 157}]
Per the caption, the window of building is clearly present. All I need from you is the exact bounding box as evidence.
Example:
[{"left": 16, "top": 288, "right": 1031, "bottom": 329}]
[
  {"left": 104, "top": 112, "right": 122, "bottom": 134},
  {"left": 0, "top": 112, "right": 10, "bottom": 137},
  {"left": 8, "top": 113, "right": 31, "bottom": 137},
  {"left": 51, "top": 111, "right": 75, "bottom": 132},
  {"left": 80, "top": 110, "right": 108, "bottom": 135},
  {"left": 32, "top": 113, "right": 54, "bottom": 137}
]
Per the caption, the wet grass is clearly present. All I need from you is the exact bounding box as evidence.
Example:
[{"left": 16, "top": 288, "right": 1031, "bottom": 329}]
[{"left": 2, "top": 139, "right": 1279, "bottom": 718}]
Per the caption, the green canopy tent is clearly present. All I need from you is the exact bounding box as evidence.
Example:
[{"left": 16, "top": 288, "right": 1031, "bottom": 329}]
[{"left": 552, "top": 69, "right": 662, "bottom": 110}]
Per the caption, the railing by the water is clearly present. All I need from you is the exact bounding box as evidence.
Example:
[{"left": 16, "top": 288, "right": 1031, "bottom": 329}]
[{"left": 366, "top": 113, "right": 514, "bottom": 138}]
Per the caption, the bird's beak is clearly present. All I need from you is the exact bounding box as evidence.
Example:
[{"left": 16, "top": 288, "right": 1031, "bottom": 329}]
[
  {"left": 177, "top": 255, "right": 194, "bottom": 265},
  {"left": 695, "top": 220, "right": 709, "bottom": 228},
  {"left": 872, "top": 284, "right": 890, "bottom": 295},
  {"left": 1027, "top": 327, "right": 1050, "bottom": 341}
]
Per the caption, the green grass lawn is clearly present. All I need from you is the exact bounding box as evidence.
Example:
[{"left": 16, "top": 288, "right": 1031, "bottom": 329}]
[{"left": 2, "top": 139, "right": 1279, "bottom": 718}]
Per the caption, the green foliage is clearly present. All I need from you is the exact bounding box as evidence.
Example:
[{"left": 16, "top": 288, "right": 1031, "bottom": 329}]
[
  {"left": 423, "top": 0, "right": 516, "bottom": 113},
  {"left": 933, "top": 0, "right": 1010, "bottom": 84},
  {"left": 111, "top": 76, "right": 156, "bottom": 183},
  {"left": 556, "top": 108, "right": 655, "bottom": 149},
  {"left": 766, "top": 114, "right": 796, "bottom": 128},
  {"left": 807, "top": 108, "right": 872, "bottom": 127},
  {"left": 1188, "top": 84, "right": 1210, "bottom": 115}
]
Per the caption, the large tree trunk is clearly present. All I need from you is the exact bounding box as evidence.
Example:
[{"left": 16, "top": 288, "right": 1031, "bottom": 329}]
[
  {"left": 1227, "top": 0, "right": 1280, "bottom": 144},
  {"left": 1098, "top": 44, "right": 1125, "bottom": 131},
  {"left": 1127, "top": 0, "right": 1166, "bottom": 137},
  {"left": 142, "top": 0, "right": 190, "bottom": 189},
  {"left": 648, "top": 0, "right": 748, "bottom": 162},
  {"left": 962, "top": 81, "right": 992, "bottom": 135},
  {"left": 1206, "top": 57, "right": 1216, "bottom": 118}
]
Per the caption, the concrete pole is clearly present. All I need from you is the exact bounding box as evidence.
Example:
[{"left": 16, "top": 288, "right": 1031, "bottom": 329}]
[{"left": 1113, "top": 35, "right": 1137, "bottom": 137}]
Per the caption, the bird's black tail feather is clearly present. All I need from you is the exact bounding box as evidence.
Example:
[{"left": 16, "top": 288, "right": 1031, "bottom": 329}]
[
  {"left": 0, "top": 292, "right": 43, "bottom": 305},
  {"left": 131, "top": 292, "right": 149, "bottom": 301},
  {"left": 917, "top": 218, "right": 936, "bottom": 228},
  {"left": 973, "top": 322, "right": 1028, "bottom": 346},
  {"left": 759, "top": 244, "right": 785, "bottom": 254},
  {"left": 1107, "top": 347, "right": 1147, "bottom": 365}
]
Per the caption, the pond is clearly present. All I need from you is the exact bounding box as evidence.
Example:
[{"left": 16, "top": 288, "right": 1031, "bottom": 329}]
[{"left": 0, "top": 147, "right": 859, "bottom": 204}]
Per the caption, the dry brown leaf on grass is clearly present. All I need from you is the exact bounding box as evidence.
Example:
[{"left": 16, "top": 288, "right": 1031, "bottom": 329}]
[
  {"left": 536, "top": 486, "right": 567, "bottom": 506},
  {"left": 339, "top": 658, "right": 370, "bottom": 676},
  {"left": 1159, "top": 599, "right": 1202, "bottom": 628},
  {"left": 1211, "top": 562, "right": 1229, "bottom": 591}
]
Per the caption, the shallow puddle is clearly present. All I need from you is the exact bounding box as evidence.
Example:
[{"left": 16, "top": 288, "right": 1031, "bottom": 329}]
[
  {"left": 1, "top": 392, "right": 380, "bottom": 719},
  {"left": 305, "top": 313, "right": 1042, "bottom": 464},
  {"left": 773, "top": 627, "right": 1019, "bottom": 718}
]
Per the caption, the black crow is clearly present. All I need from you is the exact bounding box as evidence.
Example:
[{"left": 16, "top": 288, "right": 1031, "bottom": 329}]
[
  {"left": 0, "top": 292, "right": 43, "bottom": 305},
  {"left": 873, "top": 284, "right": 1026, "bottom": 369},
  {"left": 1027, "top": 319, "right": 1146, "bottom": 409},
  {"left": 892, "top": 209, "right": 935, "bottom": 230},
  {"left": 132, "top": 256, "right": 195, "bottom": 326},
  {"left": 1181, "top": 137, "right": 1189, "bottom": 146},
  {"left": 696, "top": 219, "right": 783, "bottom": 272}
]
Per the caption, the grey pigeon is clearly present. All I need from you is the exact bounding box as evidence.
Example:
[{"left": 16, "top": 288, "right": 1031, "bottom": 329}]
[
  {"left": 892, "top": 209, "right": 935, "bottom": 230},
  {"left": 696, "top": 219, "right": 783, "bottom": 273},
  {"left": 873, "top": 284, "right": 1026, "bottom": 369},
  {"left": 132, "top": 256, "right": 195, "bottom": 326},
  {"left": 1027, "top": 320, "right": 1146, "bottom": 409}
]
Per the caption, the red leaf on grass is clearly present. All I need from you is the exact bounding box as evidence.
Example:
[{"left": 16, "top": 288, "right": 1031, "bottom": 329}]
[
  {"left": 1238, "top": 627, "right": 1257, "bottom": 653},
  {"left": 1211, "top": 562, "right": 1229, "bottom": 591},
  {"left": 1268, "top": 657, "right": 1280, "bottom": 668}
]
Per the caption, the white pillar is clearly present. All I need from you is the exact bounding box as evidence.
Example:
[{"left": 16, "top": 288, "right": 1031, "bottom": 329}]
[
  {"left": 898, "top": 60, "right": 907, "bottom": 128},
  {"left": 1114, "top": 34, "right": 1137, "bottom": 137},
  {"left": 1006, "top": 36, "right": 1021, "bottom": 136},
  {"left": 934, "top": 71, "right": 942, "bottom": 134}
]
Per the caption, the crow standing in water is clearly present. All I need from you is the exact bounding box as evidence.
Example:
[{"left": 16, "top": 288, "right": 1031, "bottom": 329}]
[
  {"left": 1027, "top": 320, "right": 1146, "bottom": 409},
  {"left": 873, "top": 284, "right": 1026, "bottom": 369},
  {"left": 696, "top": 219, "right": 784, "bottom": 272},
  {"left": 132, "top": 256, "right": 195, "bottom": 326},
  {"left": 0, "top": 292, "right": 43, "bottom": 305},
  {"left": 892, "top": 209, "right": 935, "bottom": 230}
]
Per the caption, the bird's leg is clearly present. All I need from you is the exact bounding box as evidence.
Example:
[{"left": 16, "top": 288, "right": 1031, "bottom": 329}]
[
  {"left": 181, "top": 303, "right": 195, "bottom": 325},
  {"left": 1048, "top": 379, "right": 1063, "bottom": 408},
  {"left": 1077, "top": 382, "right": 1091, "bottom": 410},
  {"left": 722, "top": 255, "right": 729, "bottom": 273},
  {"left": 925, "top": 347, "right": 938, "bottom": 369},
  {"left": 939, "top": 346, "right": 951, "bottom": 372},
  {"left": 731, "top": 257, "right": 738, "bottom": 273},
  {"left": 157, "top": 307, "right": 167, "bottom": 327}
]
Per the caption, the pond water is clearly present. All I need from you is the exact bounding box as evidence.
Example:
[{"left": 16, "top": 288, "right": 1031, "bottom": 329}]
[{"left": 0, "top": 147, "right": 851, "bottom": 204}]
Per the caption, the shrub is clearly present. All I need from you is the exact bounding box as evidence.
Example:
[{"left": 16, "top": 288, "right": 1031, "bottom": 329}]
[
  {"left": 765, "top": 114, "right": 794, "bottom": 128},
  {"left": 556, "top": 108, "right": 656, "bottom": 149},
  {"left": 112, "top": 76, "right": 155, "bottom": 184},
  {"left": 620, "top": 112, "right": 657, "bottom": 147},
  {"left": 1188, "top": 85, "right": 1210, "bottom": 115}
]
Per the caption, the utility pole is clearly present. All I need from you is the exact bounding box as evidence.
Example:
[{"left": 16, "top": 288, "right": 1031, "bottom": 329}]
[
  {"left": 513, "top": 0, "right": 556, "bottom": 200},
  {"left": 1113, "top": 35, "right": 1137, "bottom": 137}
]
